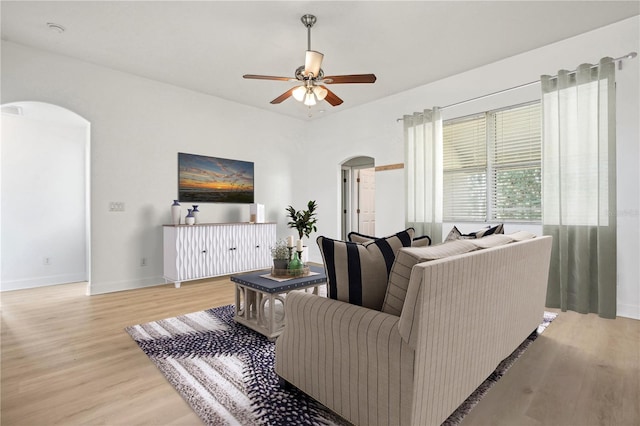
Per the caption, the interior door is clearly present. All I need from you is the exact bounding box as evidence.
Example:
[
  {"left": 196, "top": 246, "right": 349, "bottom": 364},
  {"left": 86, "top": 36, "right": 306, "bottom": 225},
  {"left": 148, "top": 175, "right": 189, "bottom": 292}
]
[{"left": 357, "top": 168, "right": 376, "bottom": 235}]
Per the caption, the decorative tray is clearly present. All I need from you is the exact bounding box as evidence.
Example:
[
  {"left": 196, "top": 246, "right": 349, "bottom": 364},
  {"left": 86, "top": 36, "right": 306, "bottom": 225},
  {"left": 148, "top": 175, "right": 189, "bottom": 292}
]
[{"left": 271, "top": 266, "right": 310, "bottom": 278}]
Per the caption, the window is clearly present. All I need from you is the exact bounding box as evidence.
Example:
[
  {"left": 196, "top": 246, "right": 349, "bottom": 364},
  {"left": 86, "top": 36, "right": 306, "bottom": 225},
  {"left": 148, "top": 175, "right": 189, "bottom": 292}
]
[{"left": 443, "top": 102, "right": 541, "bottom": 222}]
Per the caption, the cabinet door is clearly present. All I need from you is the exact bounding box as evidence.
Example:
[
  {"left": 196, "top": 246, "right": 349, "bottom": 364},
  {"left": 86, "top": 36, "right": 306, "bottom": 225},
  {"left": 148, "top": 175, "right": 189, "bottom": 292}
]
[
  {"left": 213, "top": 225, "right": 240, "bottom": 275},
  {"left": 176, "top": 225, "right": 214, "bottom": 280},
  {"left": 240, "top": 224, "right": 266, "bottom": 272},
  {"left": 252, "top": 224, "right": 275, "bottom": 269},
  {"left": 234, "top": 224, "right": 254, "bottom": 272},
  {"left": 235, "top": 223, "right": 275, "bottom": 272}
]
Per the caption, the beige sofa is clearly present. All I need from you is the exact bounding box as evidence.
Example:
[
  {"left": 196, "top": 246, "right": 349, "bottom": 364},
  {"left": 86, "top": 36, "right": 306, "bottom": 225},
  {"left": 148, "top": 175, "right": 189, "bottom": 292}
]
[{"left": 275, "top": 234, "right": 552, "bottom": 426}]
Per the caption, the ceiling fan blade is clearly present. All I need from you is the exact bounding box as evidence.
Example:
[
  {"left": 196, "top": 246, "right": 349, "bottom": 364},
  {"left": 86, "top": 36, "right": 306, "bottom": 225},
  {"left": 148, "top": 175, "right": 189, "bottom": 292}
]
[
  {"left": 323, "top": 74, "right": 377, "bottom": 84},
  {"left": 321, "top": 86, "right": 344, "bottom": 106},
  {"left": 304, "top": 50, "right": 324, "bottom": 77},
  {"left": 243, "top": 74, "right": 293, "bottom": 81},
  {"left": 270, "top": 88, "right": 296, "bottom": 104}
]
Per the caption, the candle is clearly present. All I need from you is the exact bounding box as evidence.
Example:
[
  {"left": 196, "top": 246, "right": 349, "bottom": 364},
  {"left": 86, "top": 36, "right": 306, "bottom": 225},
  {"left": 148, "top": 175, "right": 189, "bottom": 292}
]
[
  {"left": 286, "top": 235, "right": 294, "bottom": 248},
  {"left": 296, "top": 239, "right": 303, "bottom": 252}
]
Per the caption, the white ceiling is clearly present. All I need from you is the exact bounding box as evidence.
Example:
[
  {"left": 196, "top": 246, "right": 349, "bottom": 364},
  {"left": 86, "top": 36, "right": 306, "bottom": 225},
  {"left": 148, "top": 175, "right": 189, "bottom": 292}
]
[{"left": 2, "top": 1, "right": 638, "bottom": 121}]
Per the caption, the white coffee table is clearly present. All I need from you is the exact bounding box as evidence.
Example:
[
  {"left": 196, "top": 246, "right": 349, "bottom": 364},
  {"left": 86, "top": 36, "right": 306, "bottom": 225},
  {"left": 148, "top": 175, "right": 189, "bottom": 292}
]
[{"left": 230, "top": 265, "right": 327, "bottom": 339}]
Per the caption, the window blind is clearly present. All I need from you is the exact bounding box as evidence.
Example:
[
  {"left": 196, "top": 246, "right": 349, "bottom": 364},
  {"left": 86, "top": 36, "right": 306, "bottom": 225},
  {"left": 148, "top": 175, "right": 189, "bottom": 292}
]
[
  {"left": 443, "top": 102, "right": 541, "bottom": 222},
  {"left": 490, "top": 103, "right": 541, "bottom": 221},
  {"left": 443, "top": 114, "right": 487, "bottom": 220}
]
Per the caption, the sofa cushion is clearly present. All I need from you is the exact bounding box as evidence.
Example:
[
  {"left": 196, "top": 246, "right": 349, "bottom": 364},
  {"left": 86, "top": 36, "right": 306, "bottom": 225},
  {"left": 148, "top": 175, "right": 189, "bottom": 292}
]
[
  {"left": 445, "top": 223, "right": 504, "bottom": 242},
  {"left": 509, "top": 230, "right": 537, "bottom": 241},
  {"left": 468, "top": 234, "right": 514, "bottom": 249},
  {"left": 381, "top": 240, "right": 478, "bottom": 316},
  {"left": 348, "top": 230, "right": 431, "bottom": 247},
  {"left": 318, "top": 228, "right": 415, "bottom": 310}
]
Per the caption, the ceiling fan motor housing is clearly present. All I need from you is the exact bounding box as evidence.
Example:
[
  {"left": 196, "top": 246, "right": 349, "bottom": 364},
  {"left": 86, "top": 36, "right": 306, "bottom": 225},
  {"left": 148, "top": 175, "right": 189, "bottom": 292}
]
[{"left": 296, "top": 66, "right": 324, "bottom": 81}]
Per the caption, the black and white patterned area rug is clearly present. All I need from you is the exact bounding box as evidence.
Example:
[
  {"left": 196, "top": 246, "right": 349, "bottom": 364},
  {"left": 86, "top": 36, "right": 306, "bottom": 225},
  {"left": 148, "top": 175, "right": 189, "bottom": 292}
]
[{"left": 126, "top": 306, "right": 557, "bottom": 426}]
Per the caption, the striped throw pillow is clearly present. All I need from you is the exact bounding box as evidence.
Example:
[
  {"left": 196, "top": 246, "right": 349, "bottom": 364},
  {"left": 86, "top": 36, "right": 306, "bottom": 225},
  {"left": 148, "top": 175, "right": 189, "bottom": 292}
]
[
  {"left": 347, "top": 230, "right": 431, "bottom": 247},
  {"left": 317, "top": 228, "right": 415, "bottom": 310}
]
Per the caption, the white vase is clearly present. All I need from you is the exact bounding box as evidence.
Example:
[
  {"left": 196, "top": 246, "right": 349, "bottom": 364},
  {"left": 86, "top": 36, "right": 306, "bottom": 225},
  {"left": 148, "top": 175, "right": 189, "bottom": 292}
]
[
  {"left": 185, "top": 208, "right": 195, "bottom": 225},
  {"left": 171, "top": 200, "right": 181, "bottom": 225}
]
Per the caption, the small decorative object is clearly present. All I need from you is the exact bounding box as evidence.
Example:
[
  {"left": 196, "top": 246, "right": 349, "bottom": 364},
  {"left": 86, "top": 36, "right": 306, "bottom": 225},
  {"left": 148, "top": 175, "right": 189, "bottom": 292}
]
[
  {"left": 192, "top": 205, "right": 200, "bottom": 224},
  {"left": 271, "top": 239, "right": 289, "bottom": 270},
  {"left": 171, "top": 200, "right": 181, "bottom": 225},
  {"left": 288, "top": 252, "right": 303, "bottom": 275},
  {"left": 286, "top": 200, "right": 318, "bottom": 240},
  {"left": 250, "top": 203, "right": 265, "bottom": 223},
  {"left": 185, "top": 208, "right": 195, "bottom": 225},
  {"left": 296, "top": 239, "right": 305, "bottom": 264}
]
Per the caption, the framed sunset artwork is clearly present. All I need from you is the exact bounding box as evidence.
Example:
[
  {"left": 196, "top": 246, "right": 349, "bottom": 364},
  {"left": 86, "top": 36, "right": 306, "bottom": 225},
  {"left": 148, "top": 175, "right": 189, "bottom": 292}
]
[{"left": 178, "top": 152, "right": 254, "bottom": 203}]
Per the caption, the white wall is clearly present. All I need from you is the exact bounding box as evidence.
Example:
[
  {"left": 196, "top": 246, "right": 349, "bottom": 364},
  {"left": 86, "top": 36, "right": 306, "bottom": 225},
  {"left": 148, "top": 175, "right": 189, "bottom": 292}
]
[
  {"left": 304, "top": 16, "right": 639, "bottom": 319},
  {"left": 2, "top": 16, "right": 638, "bottom": 318},
  {"left": 1, "top": 41, "right": 305, "bottom": 294},
  {"left": 1, "top": 104, "right": 88, "bottom": 290}
]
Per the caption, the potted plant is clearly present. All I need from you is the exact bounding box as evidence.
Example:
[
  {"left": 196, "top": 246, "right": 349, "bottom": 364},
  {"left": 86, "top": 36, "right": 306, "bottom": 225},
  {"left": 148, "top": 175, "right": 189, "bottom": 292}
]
[
  {"left": 286, "top": 200, "right": 318, "bottom": 240},
  {"left": 271, "top": 239, "right": 290, "bottom": 270}
]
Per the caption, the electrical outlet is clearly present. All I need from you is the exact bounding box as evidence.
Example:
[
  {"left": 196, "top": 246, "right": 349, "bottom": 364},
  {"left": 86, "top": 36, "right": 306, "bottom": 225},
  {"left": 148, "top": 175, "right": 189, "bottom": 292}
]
[
  {"left": 109, "top": 202, "right": 125, "bottom": 212},
  {"left": 43, "top": 257, "right": 51, "bottom": 266},
  {"left": 140, "top": 257, "right": 147, "bottom": 267}
]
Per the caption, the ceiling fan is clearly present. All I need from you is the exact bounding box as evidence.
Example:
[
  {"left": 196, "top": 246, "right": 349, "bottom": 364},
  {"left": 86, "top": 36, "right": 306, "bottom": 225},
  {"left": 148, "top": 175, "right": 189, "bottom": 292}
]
[{"left": 243, "top": 14, "right": 376, "bottom": 107}]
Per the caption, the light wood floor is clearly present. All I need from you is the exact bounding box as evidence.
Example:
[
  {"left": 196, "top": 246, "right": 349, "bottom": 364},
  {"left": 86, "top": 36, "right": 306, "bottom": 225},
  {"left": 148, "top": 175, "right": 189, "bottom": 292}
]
[{"left": 1, "top": 279, "right": 638, "bottom": 426}]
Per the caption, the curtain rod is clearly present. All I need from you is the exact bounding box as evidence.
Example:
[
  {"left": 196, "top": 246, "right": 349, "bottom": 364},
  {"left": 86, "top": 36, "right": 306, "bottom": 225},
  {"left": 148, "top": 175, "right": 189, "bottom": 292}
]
[{"left": 396, "top": 51, "right": 637, "bottom": 122}]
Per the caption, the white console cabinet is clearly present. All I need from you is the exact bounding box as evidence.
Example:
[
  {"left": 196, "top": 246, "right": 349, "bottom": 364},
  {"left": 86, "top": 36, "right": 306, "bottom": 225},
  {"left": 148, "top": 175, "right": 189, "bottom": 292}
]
[{"left": 163, "top": 222, "right": 276, "bottom": 288}]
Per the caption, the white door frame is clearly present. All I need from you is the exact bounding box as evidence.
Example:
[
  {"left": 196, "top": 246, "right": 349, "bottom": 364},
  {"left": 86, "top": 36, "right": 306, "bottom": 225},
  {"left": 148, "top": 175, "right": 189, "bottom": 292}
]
[{"left": 340, "top": 156, "right": 375, "bottom": 240}]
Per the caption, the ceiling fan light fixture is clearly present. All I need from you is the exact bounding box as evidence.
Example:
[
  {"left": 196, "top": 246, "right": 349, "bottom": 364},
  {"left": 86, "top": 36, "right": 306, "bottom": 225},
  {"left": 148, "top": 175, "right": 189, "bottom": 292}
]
[
  {"left": 292, "top": 85, "right": 307, "bottom": 101},
  {"left": 313, "top": 85, "right": 327, "bottom": 101},
  {"left": 304, "top": 50, "right": 324, "bottom": 77},
  {"left": 303, "top": 91, "right": 317, "bottom": 106}
]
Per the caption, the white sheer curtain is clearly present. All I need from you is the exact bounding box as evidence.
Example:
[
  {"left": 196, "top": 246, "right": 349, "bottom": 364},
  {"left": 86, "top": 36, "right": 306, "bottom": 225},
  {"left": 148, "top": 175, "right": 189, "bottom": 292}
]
[
  {"left": 404, "top": 108, "right": 443, "bottom": 243},
  {"left": 541, "top": 57, "right": 617, "bottom": 318}
]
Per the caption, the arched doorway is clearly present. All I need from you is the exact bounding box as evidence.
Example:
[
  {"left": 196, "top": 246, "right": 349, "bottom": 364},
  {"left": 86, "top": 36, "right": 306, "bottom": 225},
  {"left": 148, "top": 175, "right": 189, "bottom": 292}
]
[
  {"left": 1, "top": 102, "right": 91, "bottom": 293},
  {"left": 340, "top": 156, "right": 375, "bottom": 240}
]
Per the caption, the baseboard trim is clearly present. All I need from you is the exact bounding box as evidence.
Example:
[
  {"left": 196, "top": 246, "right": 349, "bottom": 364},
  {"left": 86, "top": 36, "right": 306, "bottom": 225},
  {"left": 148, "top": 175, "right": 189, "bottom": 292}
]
[
  {"left": 1, "top": 273, "right": 87, "bottom": 291},
  {"left": 88, "top": 275, "right": 168, "bottom": 295},
  {"left": 617, "top": 303, "right": 640, "bottom": 320}
]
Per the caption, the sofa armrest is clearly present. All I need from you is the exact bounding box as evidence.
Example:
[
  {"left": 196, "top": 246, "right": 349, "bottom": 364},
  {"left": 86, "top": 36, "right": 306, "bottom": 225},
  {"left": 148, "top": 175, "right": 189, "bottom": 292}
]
[{"left": 275, "top": 292, "right": 415, "bottom": 426}]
